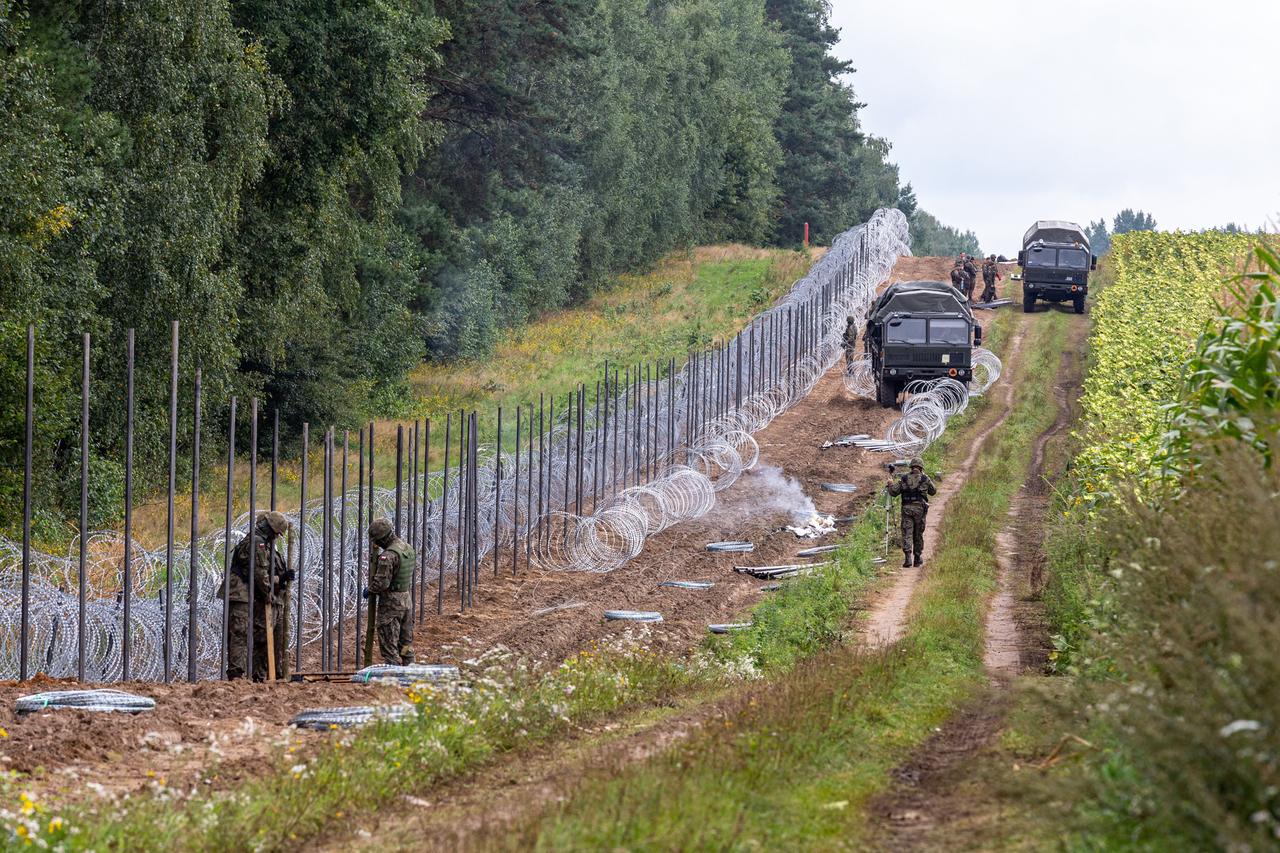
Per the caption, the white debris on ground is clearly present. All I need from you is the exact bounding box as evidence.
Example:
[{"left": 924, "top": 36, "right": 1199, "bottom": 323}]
[{"left": 786, "top": 513, "right": 836, "bottom": 539}]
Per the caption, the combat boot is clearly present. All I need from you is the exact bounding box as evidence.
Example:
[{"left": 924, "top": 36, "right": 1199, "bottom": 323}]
[
  {"left": 914, "top": 553, "right": 923, "bottom": 567},
  {"left": 902, "top": 552, "right": 912, "bottom": 568}
]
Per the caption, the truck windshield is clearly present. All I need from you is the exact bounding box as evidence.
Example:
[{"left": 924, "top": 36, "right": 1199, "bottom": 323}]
[
  {"left": 1025, "top": 247, "right": 1056, "bottom": 267},
  {"left": 886, "top": 318, "right": 927, "bottom": 344},
  {"left": 1058, "top": 248, "right": 1088, "bottom": 268},
  {"left": 929, "top": 319, "right": 969, "bottom": 345}
]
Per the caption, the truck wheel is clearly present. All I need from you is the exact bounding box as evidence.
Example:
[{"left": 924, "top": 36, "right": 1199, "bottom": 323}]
[
  {"left": 1022, "top": 290, "right": 1035, "bottom": 313},
  {"left": 1073, "top": 294, "right": 1085, "bottom": 314},
  {"left": 877, "top": 376, "right": 897, "bottom": 408}
]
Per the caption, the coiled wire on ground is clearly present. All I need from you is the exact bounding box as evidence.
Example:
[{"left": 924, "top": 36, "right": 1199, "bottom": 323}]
[
  {"left": 15, "top": 689, "right": 155, "bottom": 714},
  {"left": 0, "top": 209, "right": 912, "bottom": 680}
]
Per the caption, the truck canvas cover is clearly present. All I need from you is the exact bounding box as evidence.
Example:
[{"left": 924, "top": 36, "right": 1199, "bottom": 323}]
[
  {"left": 870, "top": 280, "right": 973, "bottom": 323},
  {"left": 1022, "top": 220, "right": 1090, "bottom": 251}
]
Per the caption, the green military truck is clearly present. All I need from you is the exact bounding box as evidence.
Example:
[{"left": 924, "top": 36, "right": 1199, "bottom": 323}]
[
  {"left": 1018, "top": 220, "right": 1098, "bottom": 314},
  {"left": 864, "top": 280, "right": 982, "bottom": 407}
]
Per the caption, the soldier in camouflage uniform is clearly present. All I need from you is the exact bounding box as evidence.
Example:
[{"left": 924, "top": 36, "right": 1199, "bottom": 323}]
[
  {"left": 366, "top": 519, "right": 416, "bottom": 665},
  {"left": 962, "top": 254, "right": 979, "bottom": 302},
  {"left": 842, "top": 316, "right": 858, "bottom": 367},
  {"left": 950, "top": 260, "right": 966, "bottom": 294},
  {"left": 981, "top": 255, "right": 1001, "bottom": 303},
  {"left": 886, "top": 458, "right": 936, "bottom": 568},
  {"left": 222, "top": 511, "right": 293, "bottom": 681}
]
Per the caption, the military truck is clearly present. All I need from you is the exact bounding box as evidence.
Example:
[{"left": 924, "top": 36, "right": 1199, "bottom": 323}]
[
  {"left": 864, "top": 280, "right": 982, "bottom": 407},
  {"left": 1018, "top": 220, "right": 1098, "bottom": 314}
]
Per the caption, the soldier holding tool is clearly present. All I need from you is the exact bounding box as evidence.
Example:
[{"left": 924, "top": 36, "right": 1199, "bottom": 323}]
[
  {"left": 222, "top": 511, "right": 293, "bottom": 681},
  {"left": 364, "top": 519, "right": 416, "bottom": 665},
  {"left": 886, "top": 458, "right": 936, "bottom": 568}
]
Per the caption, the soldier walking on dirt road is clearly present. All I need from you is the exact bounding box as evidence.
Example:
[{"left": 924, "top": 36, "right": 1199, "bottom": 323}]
[
  {"left": 981, "top": 255, "right": 1002, "bottom": 303},
  {"left": 887, "top": 458, "right": 936, "bottom": 568},
  {"left": 222, "top": 511, "right": 294, "bottom": 681},
  {"left": 842, "top": 316, "right": 858, "bottom": 367},
  {"left": 365, "top": 519, "right": 416, "bottom": 665}
]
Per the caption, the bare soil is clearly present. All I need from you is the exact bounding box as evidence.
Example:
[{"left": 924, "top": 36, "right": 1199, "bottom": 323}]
[{"left": 867, "top": 310, "right": 1088, "bottom": 851}]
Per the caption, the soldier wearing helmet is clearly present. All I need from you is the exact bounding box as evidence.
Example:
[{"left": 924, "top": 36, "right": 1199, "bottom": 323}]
[
  {"left": 981, "top": 254, "right": 1002, "bottom": 303},
  {"left": 365, "top": 519, "right": 416, "bottom": 666},
  {"left": 886, "top": 458, "right": 937, "bottom": 568},
  {"left": 842, "top": 315, "right": 859, "bottom": 368},
  {"left": 950, "top": 260, "right": 966, "bottom": 293},
  {"left": 221, "top": 511, "right": 294, "bottom": 681}
]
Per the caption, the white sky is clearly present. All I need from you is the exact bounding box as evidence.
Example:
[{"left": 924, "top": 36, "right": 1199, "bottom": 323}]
[{"left": 831, "top": 0, "right": 1280, "bottom": 254}]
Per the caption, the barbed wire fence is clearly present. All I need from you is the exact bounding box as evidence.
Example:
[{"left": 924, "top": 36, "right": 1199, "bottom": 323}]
[{"left": 0, "top": 208, "right": 912, "bottom": 683}]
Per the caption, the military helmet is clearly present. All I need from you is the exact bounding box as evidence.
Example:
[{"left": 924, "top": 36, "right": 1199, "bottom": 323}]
[
  {"left": 988, "top": 254, "right": 996, "bottom": 262},
  {"left": 260, "top": 511, "right": 290, "bottom": 535},
  {"left": 909, "top": 457, "right": 924, "bottom": 470},
  {"left": 368, "top": 518, "right": 394, "bottom": 545}
]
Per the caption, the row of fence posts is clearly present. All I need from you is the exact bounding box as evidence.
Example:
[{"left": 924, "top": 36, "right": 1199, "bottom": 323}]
[{"left": 10, "top": 253, "right": 859, "bottom": 682}]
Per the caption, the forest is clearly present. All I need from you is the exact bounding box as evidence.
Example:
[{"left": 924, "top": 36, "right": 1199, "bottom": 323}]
[{"left": 0, "top": 0, "right": 970, "bottom": 526}]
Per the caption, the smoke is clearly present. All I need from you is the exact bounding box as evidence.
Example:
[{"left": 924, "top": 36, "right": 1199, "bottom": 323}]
[{"left": 731, "top": 465, "right": 817, "bottom": 521}]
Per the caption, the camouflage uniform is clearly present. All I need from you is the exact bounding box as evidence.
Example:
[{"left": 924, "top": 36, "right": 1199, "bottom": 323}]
[
  {"left": 842, "top": 318, "right": 858, "bottom": 367},
  {"left": 950, "top": 264, "right": 966, "bottom": 293},
  {"left": 368, "top": 522, "right": 416, "bottom": 666},
  {"left": 887, "top": 460, "right": 936, "bottom": 567},
  {"left": 981, "top": 256, "right": 1000, "bottom": 303},
  {"left": 962, "top": 256, "right": 979, "bottom": 302},
  {"left": 221, "top": 514, "right": 292, "bottom": 681}
]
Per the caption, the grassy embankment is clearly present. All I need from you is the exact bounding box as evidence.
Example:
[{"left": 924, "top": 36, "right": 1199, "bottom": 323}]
[
  {"left": 113, "top": 246, "right": 810, "bottom": 548},
  {"left": 996, "top": 233, "right": 1280, "bottom": 850},
  {"left": 8, "top": 461, "right": 888, "bottom": 851},
  {"left": 490, "top": 300, "right": 1073, "bottom": 848}
]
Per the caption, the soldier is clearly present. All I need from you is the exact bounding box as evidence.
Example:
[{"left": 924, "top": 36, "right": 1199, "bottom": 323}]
[
  {"left": 962, "top": 254, "right": 979, "bottom": 302},
  {"left": 981, "top": 254, "right": 1002, "bottom": 303},
  {"left": 886, "top": 458, "right": 936, "bottom": 568},
  {"left": 950, "top": 260, "right": 966, "bottom": 293},
  {"left": 842, "top": 315, "right": 858, "bottom": 367},
  {"left": 366, "top": 519, "right": 416, "bottom": 665},
  {"left": 222, "top": 511, "right": 293, "bottom": 681}
]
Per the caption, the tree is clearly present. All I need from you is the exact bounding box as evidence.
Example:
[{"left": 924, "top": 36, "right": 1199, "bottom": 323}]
[
  {"left": 764, "top": 0, "right": 901, "bottom": 245},
  {"left": 1113, "top": 208, "right": 1157, "bottom": 235},
  {"left": 1087, "top": 218, "right": 1112, "bottom": 255}
]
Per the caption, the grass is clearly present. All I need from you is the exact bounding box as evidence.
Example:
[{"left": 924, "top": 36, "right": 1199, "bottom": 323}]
[
  {"left": 8, "top": 480, "right": 886, "bottom": 852},
  {"left": 498, "top": 304, "right": 1073, "bottom": 849},
  {"left": 93, "top": 245, "right": 810, "bottom": 550}
]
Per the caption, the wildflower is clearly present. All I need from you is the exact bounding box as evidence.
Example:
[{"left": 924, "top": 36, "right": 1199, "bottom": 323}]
[{"left": 47, "top": 817, "right": 63, "bottom": 833}]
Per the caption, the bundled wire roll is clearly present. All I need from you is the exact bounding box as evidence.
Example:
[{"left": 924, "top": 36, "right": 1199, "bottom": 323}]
[
  {"left": 351, "top": 664, "right": 459, "bottom": 685},
  {"left": 820, "top": 483, "right": 859, "bottom": 493},
  {"left": 659, "top": 580, "right": 715, "bottom": 590},
  {"left": 289, "top": 704, "right": 415, "bottom": 730},
  {"left": 603, "top": 610, "right": 663, "bottom": 623},
  {"left": 705, "top": 541, "right": 753, "bottom": 553},
  {"left": 708, "top": 623, "right": 752, "bottom": 634},
  {"left": 795, "top": 544, "right": 839, "bottom": 557},
  {"left": 15, "top": 689, "right": 155, "bottom": 714}
]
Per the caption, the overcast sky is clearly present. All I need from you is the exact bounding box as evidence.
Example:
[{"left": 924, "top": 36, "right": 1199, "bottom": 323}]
[{"left": 830, "top": 0, "right": 1280, "bottom": 254}]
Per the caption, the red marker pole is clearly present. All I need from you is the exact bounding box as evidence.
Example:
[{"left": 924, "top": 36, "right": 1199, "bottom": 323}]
[{"left": 803, "top": 222, "right": 809, "bottom": 248}]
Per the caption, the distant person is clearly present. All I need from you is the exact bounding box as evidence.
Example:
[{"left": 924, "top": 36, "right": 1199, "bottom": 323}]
[
  {"left": 981, "top": 255, "right": 1002, "bottom": 303},
  {"left": 887, "top": 458, "right": 936, "bottom": 568},
  {"left": 950, "top": 260, "right": 966, "bottom": 293},
  {"left": 962, "top": 254, "right": 979, "bottom": 301},
  {"left": 366, "top": 519, "right": 416, "bottom": 665},
  {"left": 842, "top": 316, "right": 858, "bottom": 367},
  {"left": 222, "top": 511, "right": 293, "bottom": 681}
]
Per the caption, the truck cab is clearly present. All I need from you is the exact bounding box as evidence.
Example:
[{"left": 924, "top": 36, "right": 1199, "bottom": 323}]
[
  {"left": 864, "top": 280, "right": 982, "bottom": 408},
  {"left": 1018, "top": 220, "right": 1098, "bottom": 314}
]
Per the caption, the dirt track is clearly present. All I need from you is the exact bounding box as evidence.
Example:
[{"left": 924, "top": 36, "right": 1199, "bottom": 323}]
[{"left": 0, "top": 254, "right": 994, "bottom": 807}]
